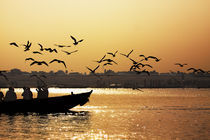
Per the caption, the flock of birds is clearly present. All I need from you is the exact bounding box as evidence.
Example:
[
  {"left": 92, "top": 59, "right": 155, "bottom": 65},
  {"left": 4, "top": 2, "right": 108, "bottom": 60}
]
[
  {"left": 86, "top": 49, "right": 161, "bottom": 77},
  {"left": 1, "top": 35, "right": 209, "bottom": 83},
  {"left": 174, "top": 63, "right": 210, "bottom": 74},
  {"left": 9, "top": 35, "right": 83, "bottom": 68}
]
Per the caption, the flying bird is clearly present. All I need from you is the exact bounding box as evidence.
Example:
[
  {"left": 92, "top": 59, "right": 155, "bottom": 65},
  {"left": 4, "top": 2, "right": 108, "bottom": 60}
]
[
  {"left": 23, "top": 41, "right": 32, "bottom": 51},
  {"left": 70, "top": 35, "right": 83, "bottom": 45},
  {"left": 33, "top": 51, "right": 43, "bottom": 55},
  {"left": 129, "top": 58, "right": 139, "bottom": 65},
  {"left": 120, "top": 50, "right": 133, "bottom": 58},
  {"left": 54, "top": 44, "right": 71, "bottom": 48},
  {"left": 197, "top": 69, "right": 205, "bottom": 73},
  {"left": 107, "top": 51, "right": 118, "bottom": 57},
  {"left": 10, "top": 42, "right": 19, "bottom": 47},
  {"left": 49, "top": 59, "right": 67, "bottom": 68},
  {"left": 139, "top": 55, "right": 160, "bottom": 62},
  {"left": 94, "top": 55, "right": 106, "bottom": 63},
  {"left": 38, "top": 43, "right": 45, "bottom": 51},
  {"left": 102, "top": 59, "right": 117, "bottom": 64},
  {"left": 175, "top": 63, "right": 188, "bottom": 67},
  {"left": 147, "top": 56, "right": 161, "bottom": 62},
  {"left": 62, "top": 50, "right": 78, "bottom": 55},
  {"left": 130, "top": 64, "right": 141, "bottom": 71},
  {"left": 25, "top": 58, "right": 35, "bottom": 61},
  {"left": 139, "top": 55, "right": 148, "bottom": 61},
  {"left": 86, "top": 65, "right": 100, "bottom": 74},
  {"left": 45, "top": 48, "right": 58, "bottom": 53},
  {"left": 155, "top": 58, "right": 161, "bottom": 62},
  {"left": 187, "top": 68, "right": 198, "bottom": 73},
  {"left": 103, "top": 62, "right": 113, "bottom": 66},
  {"left": 30, "top": 61, "right": 48, "bottom": 66}
]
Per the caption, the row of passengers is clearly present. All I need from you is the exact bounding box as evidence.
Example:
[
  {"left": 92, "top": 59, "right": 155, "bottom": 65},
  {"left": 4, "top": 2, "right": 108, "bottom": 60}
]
[{"left": 0, "top": 87, "right": 49, "bottom": 102}]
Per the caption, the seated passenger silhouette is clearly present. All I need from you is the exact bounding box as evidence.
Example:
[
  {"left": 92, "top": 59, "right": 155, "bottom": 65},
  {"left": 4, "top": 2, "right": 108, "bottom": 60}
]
[
  {"left": 0, "top": 91, "right": 4, "bottom": 102},
  {"left": 36, "top": 86, "right": 48, "bottom": 99},
  {"left": 42, "top": 86, "right": 49, "bottom": 98},
  {"left": 36, "top": 86, "right": 44, "bottom": 99},
  {"left": 22, "top": 87, "right": 33, "bottom": 100},
  {"left": 4, "top": 87, "right": 17, "bottom": 102}
]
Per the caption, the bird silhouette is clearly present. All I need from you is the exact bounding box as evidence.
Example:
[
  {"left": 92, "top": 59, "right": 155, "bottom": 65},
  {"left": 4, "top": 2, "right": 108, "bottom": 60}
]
[
  {"left": 139, "top": 55, "right": 148, "bottom": 60},
  {"left": 55, "top": 44, "right": 71, "bottom": 48},
  {"left": 139, "top": 55, "right": 160, "bottom": 61},
  {"left": 10, "top": 42, "right": 19, "bottom": 47},
  {"left": 120, "top": 50, "right": 133, "bottom": 58},
  {"left": 155, "top": 58, "right": 161, "bottom": 62},
  {"left": 175, "top": 63, "right": 187, "bottom": 67},
  {"left": 130, "top": 64, "right": 141, "bottom": 71},
  {"left": 38, "top": 43, "right": 45, "bottom": 51},
  {"left": 49, "top": 59, "right": 67, "bottom": 68},
  {"left": 187, "top": 68, "right": 198, "bottom": 73},
  {"left": 30, "top": 61, "right": 48, "bottom": 66},
  {"left": 197, "top": 69, "right": 205, "bottom": 73},
  {"left": 86, "top": 65, "right": 100, "bottom": 74},
  {"left": 129, "top": 58, "right": 139, "bottom": 65},
  {"left": 33, "top": 51, "right": 43, "bottom": 55},
  {"left": 187, "top": 68, "right": 206, "bottom": 74},
  {"left": 107, "top": 51, "right": 118, "bottom": 57},
  {"left": 130, "top": 63, "right": 152, "bottom": 71},
  {"left": 25, "top": 58, "right": 35, "bottom": 61},
  {"left": 45, "top": 48, "right": 58, "bottom": 53},
  {"left": 147, "top": 56, "right": 161, "bottom": 62},
  {"left": 70, "top": 35, "right": 83, "bottom": 45},
  {"left": 102, "top": 59, "right": 118, "bottom": 64},
  {"left": 23, "top": 41, "right": 32, "bottom": 51},
  {"left": 62, "top": 50, "right": 78, "bottom": 55},
  {"left": 94, "top": 55, "right": 106, "bottom": 63},
  {"left": 103, "top": 62, "right": 113, "bottom": 66}
]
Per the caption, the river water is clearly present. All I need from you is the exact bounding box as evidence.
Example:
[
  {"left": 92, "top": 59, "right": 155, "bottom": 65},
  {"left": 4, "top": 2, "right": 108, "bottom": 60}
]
[{"left": 0, "top": 88, "right": 209, "bottom": 139}]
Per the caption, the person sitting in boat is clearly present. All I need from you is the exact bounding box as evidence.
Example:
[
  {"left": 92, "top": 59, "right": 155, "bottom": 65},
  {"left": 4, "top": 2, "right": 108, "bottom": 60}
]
[
  {"left": 4, "top": 87, "right": 17, "bottom": 102},
  {"left": 36, "top": 86, "right": 48, "bottom": 99},
  {"left": 36, "top": 86, "right": 44, "bottom": 99},
  {"left": 0, "top": 90, "right": 4, "bottom": 102},
  {"left": 42, "top": 86, "right": 49, "bottom": 98},
  {"left": 22, "top": 87, "right": 33, "bottom": 100}
]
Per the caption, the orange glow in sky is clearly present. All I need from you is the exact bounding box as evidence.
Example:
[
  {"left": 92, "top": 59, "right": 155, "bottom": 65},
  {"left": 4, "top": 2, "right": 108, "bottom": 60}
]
[{"left": 0, "top": 0, "right": 209, "bottom": 73}]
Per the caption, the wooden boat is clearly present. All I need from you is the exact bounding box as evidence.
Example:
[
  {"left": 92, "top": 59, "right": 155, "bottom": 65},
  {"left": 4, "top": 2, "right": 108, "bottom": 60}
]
[{"left": 0, "top": 90, "right": 93, "bottom": 113}]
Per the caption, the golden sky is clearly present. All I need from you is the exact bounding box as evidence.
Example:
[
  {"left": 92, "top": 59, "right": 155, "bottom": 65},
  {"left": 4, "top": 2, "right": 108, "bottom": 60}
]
[{"left": 0, "top": 0, "right": 209, "bottom": 73}]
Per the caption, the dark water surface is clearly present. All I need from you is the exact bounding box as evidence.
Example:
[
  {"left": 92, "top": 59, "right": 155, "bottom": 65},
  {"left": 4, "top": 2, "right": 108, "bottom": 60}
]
[{"left": 0, "top": 88, "right": 209, "bottom": 139}]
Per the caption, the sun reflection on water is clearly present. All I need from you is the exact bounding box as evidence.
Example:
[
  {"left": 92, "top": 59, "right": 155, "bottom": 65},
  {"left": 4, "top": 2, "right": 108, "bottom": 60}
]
[{"left": 0, "top": 88, "right": 209, "bottom": 139}]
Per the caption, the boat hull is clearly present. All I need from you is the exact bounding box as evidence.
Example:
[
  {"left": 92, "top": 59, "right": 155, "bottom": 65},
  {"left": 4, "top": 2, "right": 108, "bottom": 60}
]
[{"left": 0, "top": 90, "right": 92, "bottom": 113}]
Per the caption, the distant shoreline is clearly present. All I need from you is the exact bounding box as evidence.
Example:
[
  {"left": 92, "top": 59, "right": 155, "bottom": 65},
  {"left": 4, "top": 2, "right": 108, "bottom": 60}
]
[{"left": 0, "top": 69, "right": 210, "bottom": 88}]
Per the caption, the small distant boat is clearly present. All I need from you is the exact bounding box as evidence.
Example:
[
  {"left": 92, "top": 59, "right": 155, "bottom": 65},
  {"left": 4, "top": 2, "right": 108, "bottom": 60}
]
[{"left": 0, "top": 90, "right": 92, "bottom": 113}]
